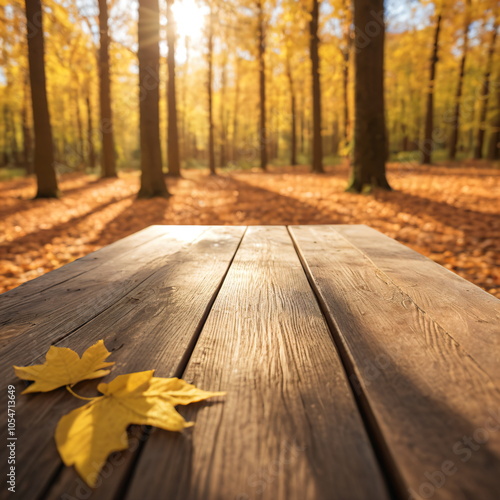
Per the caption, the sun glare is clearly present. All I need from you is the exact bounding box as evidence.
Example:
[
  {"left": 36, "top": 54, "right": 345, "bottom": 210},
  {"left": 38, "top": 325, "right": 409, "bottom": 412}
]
[{"left": 172, "top": 0, "right": 207, "bottom": 41}]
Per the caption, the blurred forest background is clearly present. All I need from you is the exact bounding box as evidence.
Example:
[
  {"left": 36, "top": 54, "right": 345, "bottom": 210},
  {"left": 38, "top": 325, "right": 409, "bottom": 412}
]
[{"left": 0, "top": 0, "right": 499, "bottom": 296}]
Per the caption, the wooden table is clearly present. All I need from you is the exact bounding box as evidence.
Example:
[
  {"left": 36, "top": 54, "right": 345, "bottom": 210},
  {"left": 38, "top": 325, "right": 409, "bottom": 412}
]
[{"left": 1, "top": 225, "right": 499, "bottom": 500}]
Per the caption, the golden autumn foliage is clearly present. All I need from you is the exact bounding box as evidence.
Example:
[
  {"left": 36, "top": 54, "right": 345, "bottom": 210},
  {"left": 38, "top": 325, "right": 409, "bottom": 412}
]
[
  {"left": 56, "top": 371, "right": 224, "bottom": 487},
  {"left": 14, "top": 341, "right": 225, "bottom": 487},
  {"left": 13, "top": 340, "right": 114, "bottom": 394},
  {"left": 1, "top": 0, "right": 498, "bottom": 170}
]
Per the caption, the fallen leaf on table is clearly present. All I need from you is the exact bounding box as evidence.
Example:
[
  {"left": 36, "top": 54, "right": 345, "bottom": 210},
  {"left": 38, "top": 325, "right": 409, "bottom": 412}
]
[
  {"left": 13, "top": 340, "right": 115, "bottom": 394},
  {"left": 55, "top": 370, "right": 225, "bottom": 487}
]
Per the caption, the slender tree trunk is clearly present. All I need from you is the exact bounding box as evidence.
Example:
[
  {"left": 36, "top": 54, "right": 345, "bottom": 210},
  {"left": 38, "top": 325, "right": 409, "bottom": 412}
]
[
  {"left": 421, "top": 12, "right": 442, "bottom": 164},
  {"left": 75, "top": 89, "right": 84, "bottom": 168},
  {"left": 182, "top": 36, "right": 190, "bottom": 162},
  {"left": 232, "top": 57, "right": 240, "bottom": 164},
  {"left": 86, "top": 93, "right": 96, "bottom": 168},
  {"left": 166, "top": 0, "right": 181, "bottom": 176},
  {"left": 2, "top": 104, "right": 8, "bottom": 166},
  {"left": 347, "top": 0, "right": 391, "bottom": 192},
  {"left": 207, "top": 6, "right": 216, "bottom": 174},
  {"left": 98, "top": 0, "right": 117, "bottom": 177},
  {"left": 332, "top": 117, "right": 339, "bottom": 154},
  {"left": 340, "top": 0, "right": 351, "bottom": 149},
  {"left": 25, "top": 0, "right": 59, "bottom": 197},
  {"left": 257, "top": 0, "right": 267, "bottom": 171},
  {"left": 342, "top": 52, "right": 350, "bottom": 145},
  {"left": 487, "top": 77, "right": 500, "bottom": 160},
  {"left": 8, "top": 107, "right": 20, "bottom": 165},
  {"left": 219, "top": 64, "right": 227, "bottom": 167},
  {"left": 487, "top": 128, "right": 500, "bottom": 160},
  {"left": 21, "top": 89, "right": 33, "bottom": 173},
  {"left": 309, "top": 0, "right": 323, "bottom": 173},
  {"left": 299, "top": 87, "right": 305, "bottom": 156},
  {"left": 474, "top": 23, "right": 497, "bottom": 159},
  {"left": 138, "top": 0, "right": 170, "bottom": 198},
  {"left": 449, "top": 0, "right": 471, "bottom": 160},
  {"left": 286, "top": 52, "right": 297, "bottom": 166}
]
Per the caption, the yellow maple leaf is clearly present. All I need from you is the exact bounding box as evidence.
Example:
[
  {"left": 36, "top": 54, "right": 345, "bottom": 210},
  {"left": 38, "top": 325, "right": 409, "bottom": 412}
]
[
  {"left": 55, "top": 370, "right": 225, "bottom": 487},
  {"left": 13, "top": 340, "right": 115, "bottom": 394}
]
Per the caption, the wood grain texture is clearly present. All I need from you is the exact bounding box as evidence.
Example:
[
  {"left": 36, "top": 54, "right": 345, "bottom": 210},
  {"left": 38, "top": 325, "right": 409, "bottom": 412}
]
[
  {"left": 1, "top": 226, "right": 245, "bottom": 500},
  {"left": 290, "top": 225, "right": 500, "bottom": 500},
  {"left": 0, "top": 225, "right": 212, "bottom": 379},
  {"left": 334, "top": 224, "right": 500, "bottom": 387},
  {"left": 125, "top": 226, "right": 389, "bottom": 500}
]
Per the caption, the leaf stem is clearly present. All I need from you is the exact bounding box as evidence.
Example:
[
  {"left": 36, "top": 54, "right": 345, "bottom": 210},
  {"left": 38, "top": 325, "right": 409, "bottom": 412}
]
[{"left": 66, "top": 385, "right": 102, "bottom": 401}]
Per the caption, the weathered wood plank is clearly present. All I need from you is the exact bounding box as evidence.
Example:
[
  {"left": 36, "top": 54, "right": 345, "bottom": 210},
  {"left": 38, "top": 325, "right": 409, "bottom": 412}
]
[
  {"left": 124, "top": 226, "right": 389, "bottom": 500},
  {"left": 334, "top": 224, "right": 500, "bottom": 387},
  {"left": 0, "top": 225, "right": 212, "bottom": 377},
  {"left": 290, "top": 225, "right": 500, "bottom": 500},
  {"left": 1, "top": 226, "right": 245, "bottom": 500}
]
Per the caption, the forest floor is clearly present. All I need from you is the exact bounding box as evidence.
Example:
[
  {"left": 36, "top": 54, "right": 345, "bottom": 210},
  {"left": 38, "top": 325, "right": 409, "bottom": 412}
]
[{"left": 1, "top": 160, "right": 499, "bottom": 298}]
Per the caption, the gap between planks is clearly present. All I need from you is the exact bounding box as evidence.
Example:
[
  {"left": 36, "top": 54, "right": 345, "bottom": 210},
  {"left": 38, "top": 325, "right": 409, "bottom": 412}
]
[{"left": 40, "top": 227, "right": 248, "bottom": 500}]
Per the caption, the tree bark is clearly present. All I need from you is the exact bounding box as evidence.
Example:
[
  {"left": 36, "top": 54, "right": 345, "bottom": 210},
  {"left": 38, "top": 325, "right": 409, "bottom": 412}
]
[
  {"left": 309, "top": 0, "right": 323, "bottom": 173},
  {"left": 6, "top": 106, "right": 20, "bottom": 165},
  {"left": 181, "top": 36, "right": 190, "bottom": 161},
  {"left": 474, "top": 23, "right": 497, "bottom": 159},
  {"left": 98, "top": 0, "right": 117, "bottom": 177},
  {"left": 257, "top": 0, "right": 267, "bottom": 171},
  {"left": 347, "top": 0, "right": 391, "bottom": 192},
  {"left": 219, "top": 47, "right": 228, "bottom": 168},
  {"left": 75, "top": 89, "right": 84, "bottom": 168},
  {"left": 86, "top": 93, "right": 96, "bottom": 168},
  {"left": 21, "top": 87, "right": 33, "bottom": 173},
  {"left": 340, "top": 0, "right": 351, "bottom": 149},
  {"left": 448, "top": 0, "right": 471, "bottom": 160},
  {"left": 299, "top": 88, "right": 305, "bottom": 156},
  {"left": 342, "top": 52, "right": 349, "bottom": 144},
  {"left": 232, "top": 57, "right": 241, "bottom": 164},
  {"left": 137, "top": 0, "right": 170, "bottom": 198},
  {"left": 286, "top": 51, "right": 297, "bottom": 166},
  {"left": 487, "top": 77, "right": 500, "bottom": 160},
  {"left": 421, "top": 12, "right": 442, "bottom": 164},
  {"left": 207, "top": 5, "right": 216, "bottom": 174},
  {"left": 166, "top": 0, "right": 181, "bottom": 176},
  {"left": 25, "top": 0, "right": 59, "bottom": 197}
]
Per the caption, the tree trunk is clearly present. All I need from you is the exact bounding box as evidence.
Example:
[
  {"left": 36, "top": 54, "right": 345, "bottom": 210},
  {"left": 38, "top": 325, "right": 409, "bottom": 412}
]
[
  {"left": 75, "top": 89, "right": 85, "bottom": 168},
  {"left": 449, "top": 0, "right": 471, "bottom": 161},
  {"left": 257, "top": 0, "right": 267, "bottom": 171},
  {"left": 219, "top": 50, "right": 227, "bottom": 168},
  {"left": 25, "top": 0, "right": 59, "bottom": 197},
  {"left": 474, "top": 23, "right": 497, "bottom": 159},
  {"left": 21, "top": 92, "right": 33, "bottom": 173},
  {"left": 232, "top": 57, "right": 241, "bottom": 164},
  {"left": 137, "top": 0, "right": 170, "bottom": 198},
  {"left": 331, "top": 117, "right": 339, "bottom": 155},
  {"left": 340, "top": 0, "right": 351, "bottom": 150},
  {"left": 286, "top": 50, "right": 297, "bottom": 166},
  {"left": 310, "top": 0, "right": 323, "bottom": 173},
  {"left": 487, "top": 77, "right": 500, "bottom": 160},
  {"left": 342, "top": 52, "right": 349, "bottom": 145},
  {"left": 181, "top": 36, "right": 190, "bottom": 162},
  {"left": 421, "top": 12, "right": 442, "bottom": 164},
  {"left": 347, "top": 0, "right": 391, "bottom": 192},
  {"left": 86, "top": 93, "right": 96, "bottom": 168},
  {"left": 207, "top": 6, "right": 216, "bottom": 174},
  {"left": 166, "top": 0, "right": 181, "bottom": 176},
  {"left": 299, "top": 89, "right": 305, "bottom": 156},
  {"left": 7, "top": 106, "right": 20, "bottom": 165},
  {"left": 98, "top": 0, "right": 117, "bottom": 177}
]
